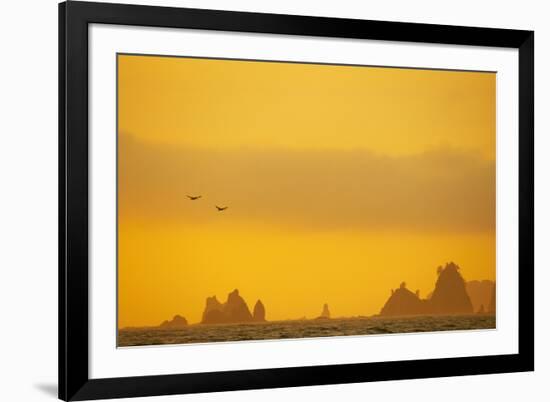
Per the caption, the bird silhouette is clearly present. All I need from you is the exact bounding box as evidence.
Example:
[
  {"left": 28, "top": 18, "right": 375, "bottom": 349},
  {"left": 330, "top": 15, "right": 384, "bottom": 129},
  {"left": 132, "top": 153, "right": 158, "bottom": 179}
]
[
  {"left": 215, "top": 205, "right": 228, "bottom": 211},
  {"left": 187, "top": 195, "right": 202, "bottom": 200}
]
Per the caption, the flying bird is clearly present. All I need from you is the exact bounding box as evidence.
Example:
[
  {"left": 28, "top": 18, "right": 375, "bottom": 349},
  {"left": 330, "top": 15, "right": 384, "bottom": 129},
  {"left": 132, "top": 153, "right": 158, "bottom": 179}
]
[
  {"left": 187, "top": 195, "right": 202, "bottom": 200},
  {"left": 215, "top": 206, "right": 228, "bottom": 211}
]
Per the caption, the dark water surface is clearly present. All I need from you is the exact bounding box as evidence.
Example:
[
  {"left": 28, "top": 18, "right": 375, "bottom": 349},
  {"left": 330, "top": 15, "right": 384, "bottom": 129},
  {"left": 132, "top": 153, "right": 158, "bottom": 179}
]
[{"left": 118, "top": 314, "right": 495, "bottom": 347}]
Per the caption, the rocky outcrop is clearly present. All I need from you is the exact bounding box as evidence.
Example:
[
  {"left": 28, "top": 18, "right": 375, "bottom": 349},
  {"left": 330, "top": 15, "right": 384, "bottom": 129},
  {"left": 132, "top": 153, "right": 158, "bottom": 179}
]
[
  {"left": 430, "top": 262, "right": 473, "bottom": 314},
  {"left": 202, "top": 296, "right": 225, "bottom": 323},
  {"left": 316, "top": 303, "right": 331, "bottom": 319},
  {"left": 201, "top": 289, "right": 254, "bottom": 324},
  {"left": 466, "top": 280, "right": 495, "bottom": 313},
  {"left": 159, "top": 314, "right": 188, "bottom": 329},
  {"left": 225, "top": 289, "right": 253, "bottom": 322},
  {"left": 252, "top": 300, "right": 266, "bottom": 322},
  {"left": 380, "top": 282, "right": 429, "bottom": 316},
  {"left": 379, "top": 262, "right": 475, "bottom": 317}
]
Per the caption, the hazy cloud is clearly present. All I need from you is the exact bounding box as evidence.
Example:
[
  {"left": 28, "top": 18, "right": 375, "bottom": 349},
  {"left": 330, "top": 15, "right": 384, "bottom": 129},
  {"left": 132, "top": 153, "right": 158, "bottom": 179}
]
[{"left": 119, "top": 133, "right": 495, "bottom": 233}]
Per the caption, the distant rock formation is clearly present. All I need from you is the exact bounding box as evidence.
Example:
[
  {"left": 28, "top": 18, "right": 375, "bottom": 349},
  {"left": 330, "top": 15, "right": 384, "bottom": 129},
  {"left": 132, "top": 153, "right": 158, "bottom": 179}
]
[
  {"left": 202, "top": 296, "right": 225, "bottom": 324},
  {"left": 159, "top": 314, "right": 188, "bottom": 329},
  {"left": 316, "top": 303, "right": 331, "bottom": 319},
  {"left": 466, "top": 280, "right": 495, "bottom": 313},
  {"left": 225, "top": 289, "right": 253, "bottom": 322},
  {"left": 380, "top": 282, "right": 429, "bottom": 316},
  {"left": 252, "top": 300, "right": 266, "bottom": 322},
  {"left": 379, "top": 262, "right": 475, "bottom": 317},
  {"left": 430, "top": 262, "right": 473, "bottom": 314},
  {"left": 201, "top": 289, "right": 255, "bottom": 324},
  {"left": 487, "top": 283, "right": 496, "bottom": 314}
]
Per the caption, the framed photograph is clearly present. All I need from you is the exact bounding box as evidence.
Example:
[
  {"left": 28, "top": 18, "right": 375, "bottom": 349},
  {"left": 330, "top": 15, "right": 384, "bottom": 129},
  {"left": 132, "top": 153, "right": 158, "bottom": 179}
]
[{"left": 59, "top": 1, "right": 534, "bottom": 400}]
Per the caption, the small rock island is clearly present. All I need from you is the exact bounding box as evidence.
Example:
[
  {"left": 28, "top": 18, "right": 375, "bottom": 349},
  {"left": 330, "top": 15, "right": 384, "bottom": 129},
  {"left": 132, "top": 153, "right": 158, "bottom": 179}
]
[
  {"left": 253, "top": 300, "right": 266, "bottom": 322},
  {"left": 380, "top": 262, "right": 481, "bottom": 316},
  {"left": 201, "top": 289, "right": 267, "bottom": 324},
  {"left": 316, "top": 303, "right": 331, "bottom": 319},
  {"left": 158, "top": 314, "right": 188, "bottom": 329}
]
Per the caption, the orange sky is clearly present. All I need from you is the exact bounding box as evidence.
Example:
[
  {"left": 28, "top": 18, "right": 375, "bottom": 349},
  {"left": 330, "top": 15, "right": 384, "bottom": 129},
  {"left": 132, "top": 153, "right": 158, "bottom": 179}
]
[{"left": 117, "top": 54, "right": 496, "bottom": 327}]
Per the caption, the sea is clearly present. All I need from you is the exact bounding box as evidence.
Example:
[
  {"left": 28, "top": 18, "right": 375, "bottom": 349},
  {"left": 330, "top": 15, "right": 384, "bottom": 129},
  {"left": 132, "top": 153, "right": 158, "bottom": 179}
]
[{"left": 118, "top": 314, "right": 496, "bottom": 347}]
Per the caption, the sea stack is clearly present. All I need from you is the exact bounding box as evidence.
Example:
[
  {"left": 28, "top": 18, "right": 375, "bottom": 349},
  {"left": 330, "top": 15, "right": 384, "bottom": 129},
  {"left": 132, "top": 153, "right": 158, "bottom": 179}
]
[
  {"left": 202, "top": 296, "right": 225, "bottom": 324},
  {"left": 225, "top": 289, "right": 253, "bottom": 322},
  {"left": 317, "top": 303, "right": 331, "bottom": 319},
  {"left": 430, "top": 262, "right": 473, "bottom": 314},
  {"left": 201, "top": 289, "right": 254, "bottom": 324},
  {"left": 159, "top": 314, "right": 188, "bottom": 329},
  {"left": 380, "top": 282, "right": 428, "bottom": 316},
  {"left": 252, "top": 300, "right": 266, "bottom": 322},
  {"left": 379, "top": 262, "right": 478, "bottom": 317}
]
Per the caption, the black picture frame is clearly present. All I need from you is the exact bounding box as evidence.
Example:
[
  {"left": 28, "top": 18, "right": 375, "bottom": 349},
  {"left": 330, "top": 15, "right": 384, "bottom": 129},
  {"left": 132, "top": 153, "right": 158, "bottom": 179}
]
[{"left": 59, "top": 1, "right": 534, "bottom": 400}]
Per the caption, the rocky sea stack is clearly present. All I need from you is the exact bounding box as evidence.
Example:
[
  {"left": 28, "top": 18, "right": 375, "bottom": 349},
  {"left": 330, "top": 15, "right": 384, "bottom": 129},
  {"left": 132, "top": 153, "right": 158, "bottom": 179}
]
[
  {"left": 316, "top": 303, "right": 331, "bottom": 319},
  {"left": 380, "top": 283, "right": 428, "bottom": 316},
  {"left": 159, "top": 314, "right": 188, "bottom": 329},
  {"left": 380, "top": 262, "right": 476, "bottom": 317},
  {"left": 201, "top": 289, "right": 264, "bottom": 324},
  {"left": 430, "top": 262, "right": 473, "bottom": 314},
  {"left": 252, "top": 300, "right": 266, "bottom": 322}
]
